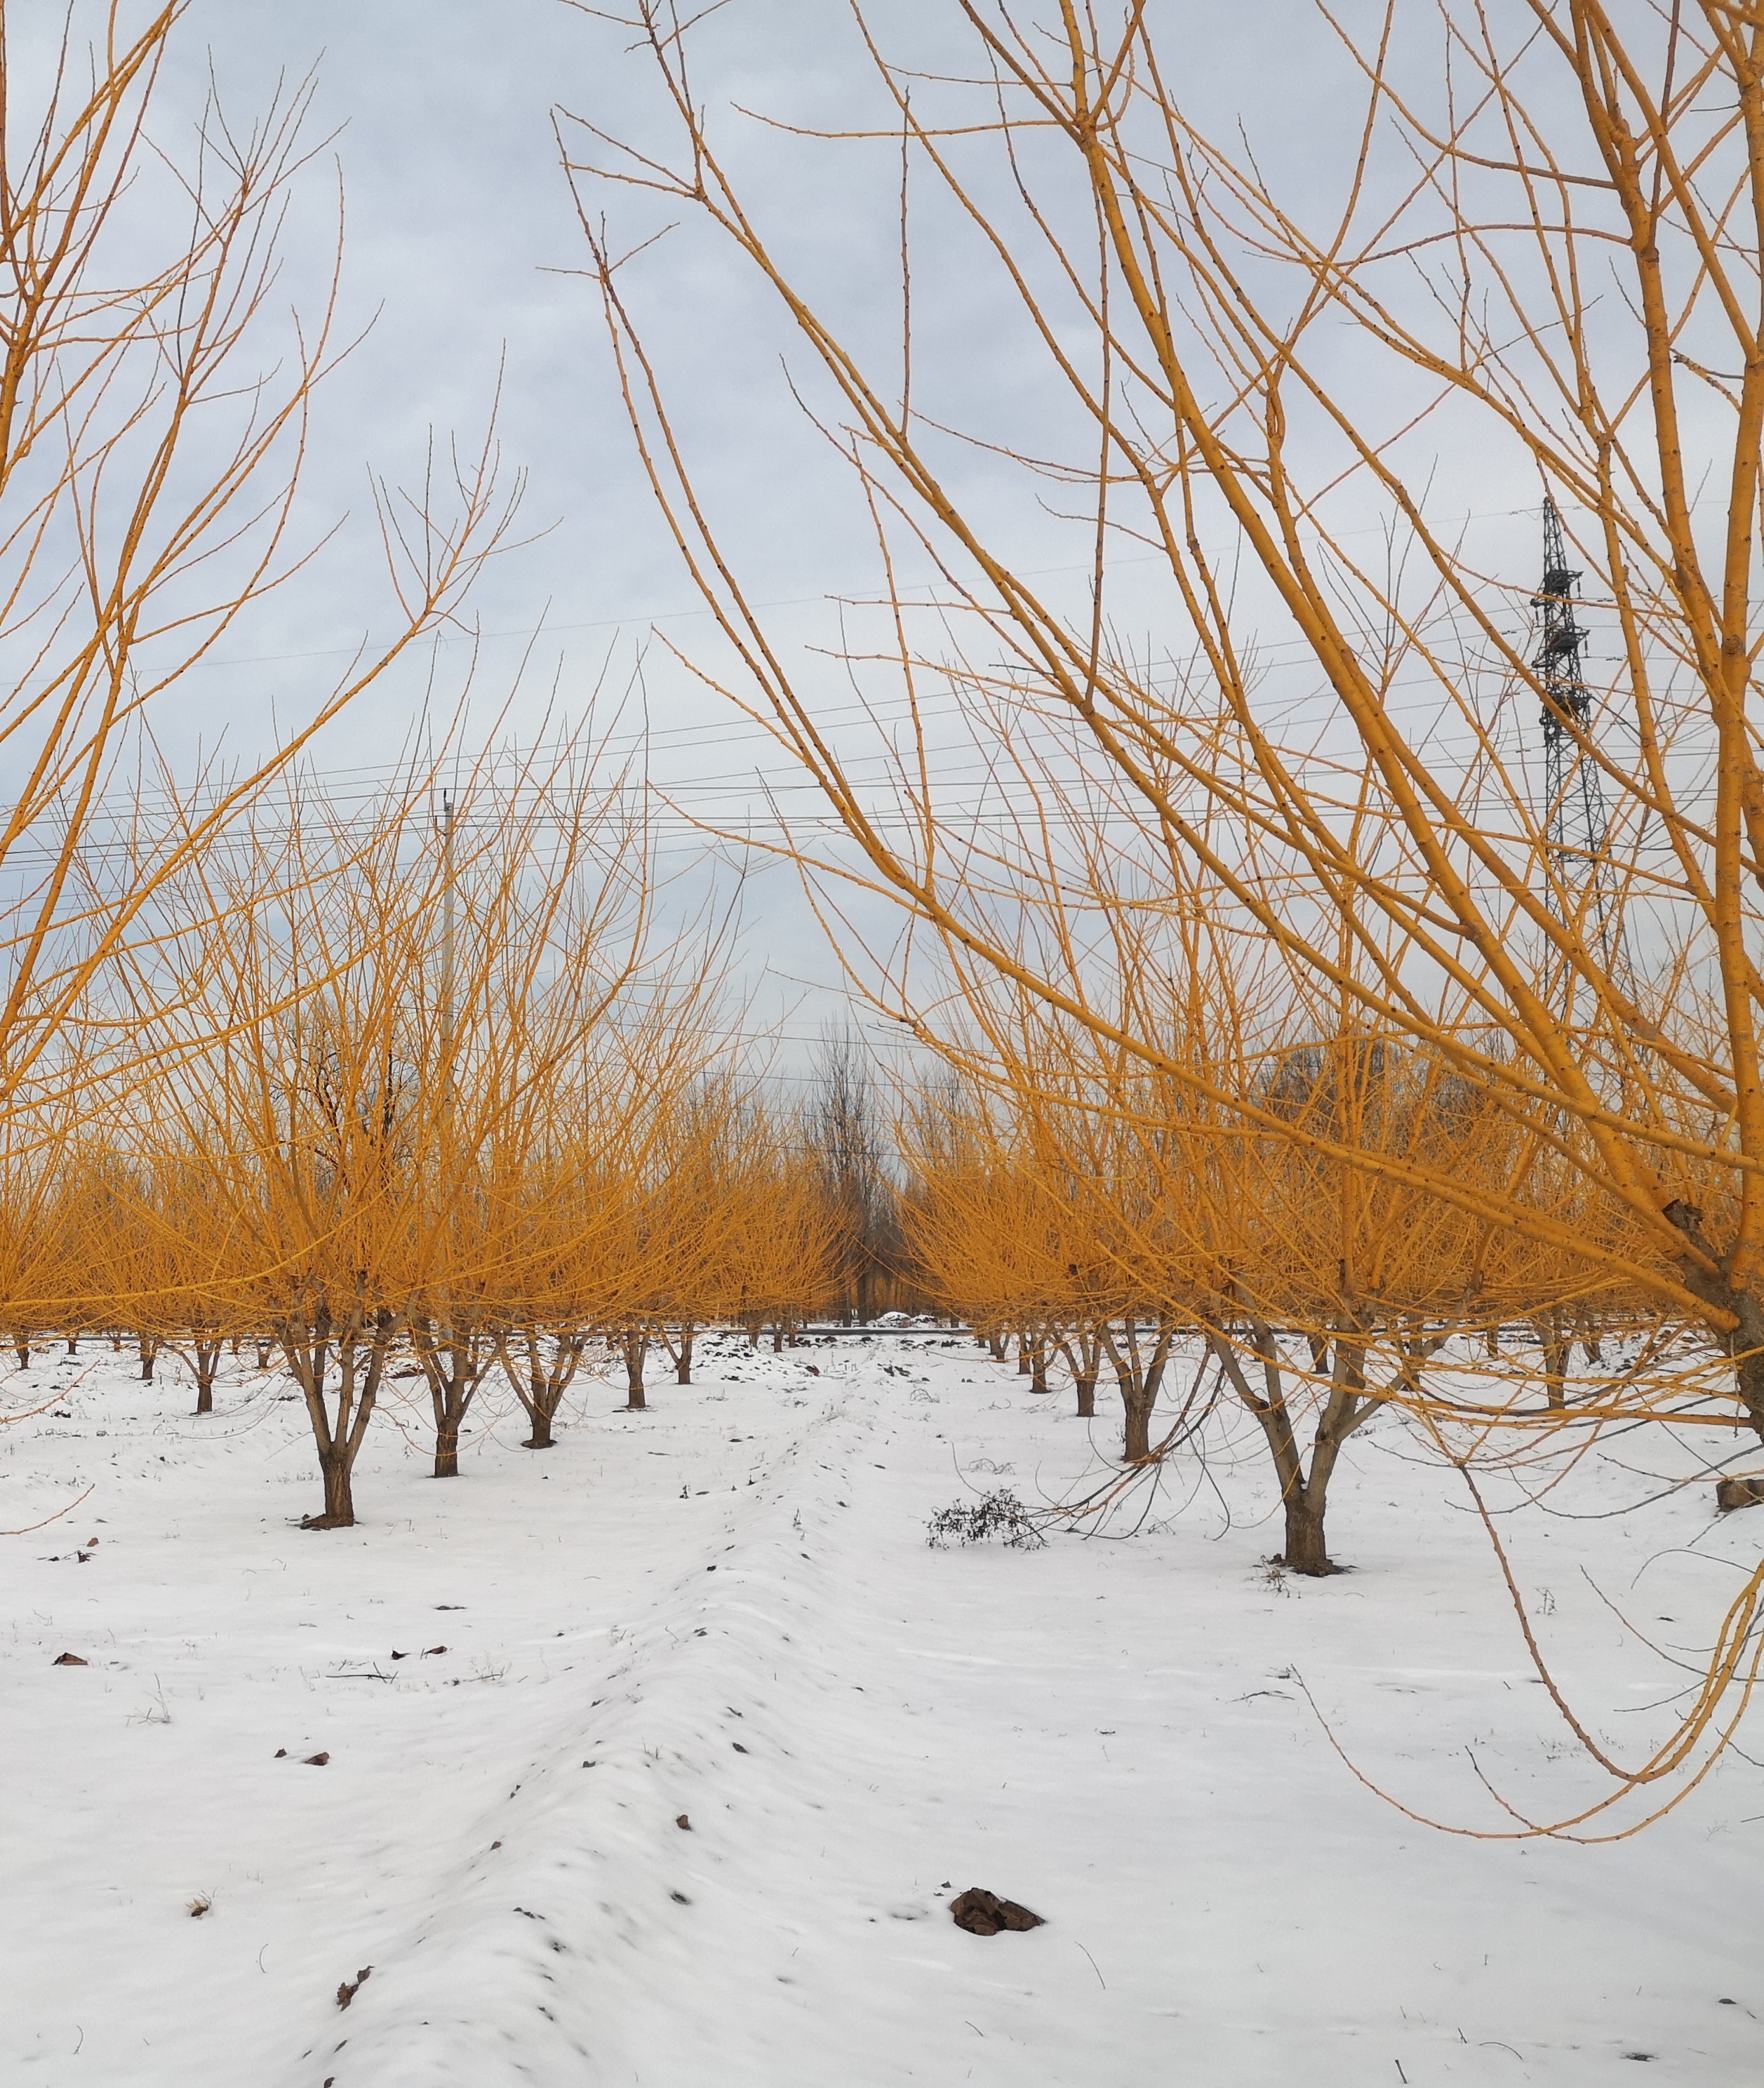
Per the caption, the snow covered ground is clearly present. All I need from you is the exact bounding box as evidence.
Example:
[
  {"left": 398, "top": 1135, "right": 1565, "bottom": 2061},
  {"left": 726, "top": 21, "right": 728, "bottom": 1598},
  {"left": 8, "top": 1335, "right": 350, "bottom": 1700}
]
[{"left": 3, "top": 1332, "right": 1760, "bottom": 2087}]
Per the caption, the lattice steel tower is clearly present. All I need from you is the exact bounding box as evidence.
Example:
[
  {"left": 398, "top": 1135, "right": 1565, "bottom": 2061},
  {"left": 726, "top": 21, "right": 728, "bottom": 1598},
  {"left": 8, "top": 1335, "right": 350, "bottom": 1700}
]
[{"left": 1532, "top": 497, "right": 1617, "bottom": 959}]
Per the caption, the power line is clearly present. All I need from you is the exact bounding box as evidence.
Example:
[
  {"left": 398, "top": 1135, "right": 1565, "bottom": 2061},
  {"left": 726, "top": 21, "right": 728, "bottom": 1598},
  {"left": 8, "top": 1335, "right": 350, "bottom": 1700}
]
[{"left": 113, "top": 499, "right": 1543, "bottom": 678}]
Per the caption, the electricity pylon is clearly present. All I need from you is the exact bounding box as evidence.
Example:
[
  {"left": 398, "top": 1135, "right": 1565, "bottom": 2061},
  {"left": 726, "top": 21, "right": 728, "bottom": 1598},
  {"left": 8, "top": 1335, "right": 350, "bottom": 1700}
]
[{"left": 1532, "top": 497, "right": 1621, "bottom": 971}]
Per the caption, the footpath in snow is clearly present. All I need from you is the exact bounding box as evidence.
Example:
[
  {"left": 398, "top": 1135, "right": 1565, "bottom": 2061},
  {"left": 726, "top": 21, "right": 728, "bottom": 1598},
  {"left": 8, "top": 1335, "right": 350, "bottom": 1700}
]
[{"left": 3, "top": 1332, "right": 1760, "bottom": 2086}]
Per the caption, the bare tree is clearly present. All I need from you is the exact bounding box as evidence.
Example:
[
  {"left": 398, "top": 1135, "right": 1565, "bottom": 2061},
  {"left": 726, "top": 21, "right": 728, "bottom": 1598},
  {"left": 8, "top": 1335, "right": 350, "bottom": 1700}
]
[{"left": 807, "top": 1027, "right": 901, "bottom": 1323}]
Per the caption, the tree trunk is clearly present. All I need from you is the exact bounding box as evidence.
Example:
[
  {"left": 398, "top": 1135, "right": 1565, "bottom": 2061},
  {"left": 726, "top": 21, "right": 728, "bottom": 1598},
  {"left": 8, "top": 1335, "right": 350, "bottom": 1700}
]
[
  {"left": 308, "top": 1452, "right": 356, "bottom": 1530},
  {"left": 1122, "top": 1381, "right": 1156, "bottom": 1461},
  {"left": 65, "top": 1333, "right": 78, "bottom": 1355},
  {"left": 138, "top": 1334, "right": 157, "bottom": 1381},
  {"left": 193, "top": 1341, "right": 222, "bottom": 1415},
  {"left": 1270, "top": 1332, "right": 1371, "bottom": 1576},
  {"left": 1278, "top": 1487, "right": 1335, "bottom": 1576},
  {"left": 283, "top": 1303, "right": 396, "bottom": 1530},
  {"left": 1658, "top": 1210, "right": 1764, "bottom": 1443},
  {"left": 623, "top": 1331, "right": 648, "bottom": 1411},
  {"left": 501, "top": 1327, "right": 580, "bottom": 1448},
  {"left": 1101, "top": 1321, "right": 1176, "bottom": 1463},
  {"left": 1735, "top": 1343, "right": 1764, "bottom": 1442},
  {"left": 255, "top": 1338, "right": 272, "bottom": 1370},
  {"left": 1210, "top": 1322, "right": 1359, "bottom": 1576},
  {"left": 1057, "top": 1329, "right": 1104, "bottom": 1420},
  {"left": 674, "top": 1327, "right": 694, "bottom": 1384},
  {"left": 1535, "top": 1311, "right": 1570, "bottom": 1411},
  {"left": 12, "top": 1332, "right": 29, "bottom": 1367},
  {"left": 1724, "top": 1316, "right": 1764, "bottom": 1438},
  {"left": 1029, "top": 1337, "right": 1050, "bottom": 1393},
  {"left": 413, "top": 1325, "right": 483, "bottom": 1477}
]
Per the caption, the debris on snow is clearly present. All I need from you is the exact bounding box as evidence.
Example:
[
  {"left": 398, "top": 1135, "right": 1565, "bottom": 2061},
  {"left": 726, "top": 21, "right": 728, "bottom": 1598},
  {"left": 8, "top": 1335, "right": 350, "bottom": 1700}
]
[
  {"left": 926, "top": 1487, "right": 1047, "bottom": 1550},
  {"left": 949, "top": 1887, "right": 1045, "bottom": 1935}
]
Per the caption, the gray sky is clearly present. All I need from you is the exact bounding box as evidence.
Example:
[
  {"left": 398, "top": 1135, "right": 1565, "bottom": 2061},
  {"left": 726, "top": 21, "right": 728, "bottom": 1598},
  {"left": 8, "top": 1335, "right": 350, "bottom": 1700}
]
[
  {"left": 159, "top": 0, "right": 971, "bottom": 1072},
  {"left": 116, "top": 4, "right": 1573, "bottom": 1076},
  {"left": 152, "top": 2, "right": 1226, "bottom": 1071}
]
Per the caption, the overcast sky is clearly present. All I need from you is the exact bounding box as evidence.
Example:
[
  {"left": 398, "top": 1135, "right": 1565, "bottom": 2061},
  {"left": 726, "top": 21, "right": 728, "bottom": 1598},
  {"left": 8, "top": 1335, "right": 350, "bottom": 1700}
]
[
  {"left": 111, "top": 3, "right": 1574, "bottom": 1078},
  {"left": 152, "top": 1, "right": 985, "bottom": 1070},
  {"left": 142, "top": 1, "right": 1210, "bottom": 1069}
]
